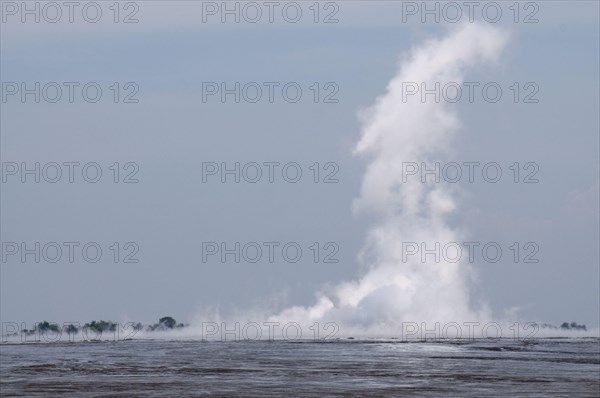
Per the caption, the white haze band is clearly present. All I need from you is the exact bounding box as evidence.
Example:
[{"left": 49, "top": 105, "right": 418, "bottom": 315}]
[{"left": 2, "top": 321, "right": 553, "bottom": 343}]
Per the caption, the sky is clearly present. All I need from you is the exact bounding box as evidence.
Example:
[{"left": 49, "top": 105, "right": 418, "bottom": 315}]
[{"left": 1, "top": 1, "right": 599, "bottom": 333}]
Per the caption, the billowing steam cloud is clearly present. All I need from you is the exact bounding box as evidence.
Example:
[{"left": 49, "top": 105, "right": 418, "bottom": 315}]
[{"left": 269, "top": 24, "right": 510, "bottom": 335}]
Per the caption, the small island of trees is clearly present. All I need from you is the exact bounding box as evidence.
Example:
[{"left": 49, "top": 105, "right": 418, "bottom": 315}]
[{"left": 12, "top": 316, "right": 189, "bottom": 341}]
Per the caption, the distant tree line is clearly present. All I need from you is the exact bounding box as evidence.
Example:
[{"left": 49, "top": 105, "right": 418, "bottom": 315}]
[
  {"left": 559, "top": 322, "right": 587, "bottom": 331},
  {"left": 16, "top": 316, "right": 188, "bottom": 338},
  {"left": 535, "top": 322, "right": 587, "bottom": 331}
]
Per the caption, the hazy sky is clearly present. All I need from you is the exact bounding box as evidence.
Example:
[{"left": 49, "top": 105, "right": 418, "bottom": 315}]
[{"left": 1, "top": 1, "right": 598, "bottom": 330}]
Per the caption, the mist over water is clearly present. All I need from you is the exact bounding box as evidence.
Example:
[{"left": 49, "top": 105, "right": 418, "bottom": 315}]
[{"left": 264, "top": 24, "right": 511, "bottom": 335}]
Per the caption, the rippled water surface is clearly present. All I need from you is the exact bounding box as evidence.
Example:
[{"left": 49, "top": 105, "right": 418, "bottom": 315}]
[{"left": 1, "top": 338, "right": 599, "bottom": 397}]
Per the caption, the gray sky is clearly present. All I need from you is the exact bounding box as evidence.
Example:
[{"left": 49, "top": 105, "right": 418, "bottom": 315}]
[{"left": 1, "top": 1, "right": 598, "bottom": 330}]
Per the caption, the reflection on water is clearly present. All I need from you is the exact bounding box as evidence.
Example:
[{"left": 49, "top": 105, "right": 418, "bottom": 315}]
[{"left": 1, "top": 338, "right": 599, "bottom": 397}]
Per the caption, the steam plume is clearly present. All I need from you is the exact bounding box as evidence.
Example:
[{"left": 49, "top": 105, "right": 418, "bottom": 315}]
[{"left": 270, "top": 24, "right": 510, "bottom": 335}]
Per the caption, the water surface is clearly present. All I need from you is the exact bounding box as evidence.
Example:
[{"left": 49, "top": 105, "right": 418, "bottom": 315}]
[{"left": 1, "top": 338, "right": 599, "bottom": 397}]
